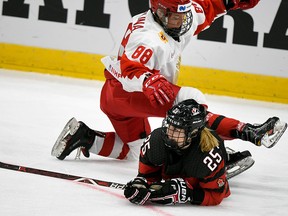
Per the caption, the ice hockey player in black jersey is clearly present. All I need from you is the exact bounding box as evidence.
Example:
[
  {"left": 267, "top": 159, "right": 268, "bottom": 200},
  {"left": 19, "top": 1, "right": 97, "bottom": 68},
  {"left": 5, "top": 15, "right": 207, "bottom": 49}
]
[{"left": 124, "top": 99, "right": 251, "bottom": 206}]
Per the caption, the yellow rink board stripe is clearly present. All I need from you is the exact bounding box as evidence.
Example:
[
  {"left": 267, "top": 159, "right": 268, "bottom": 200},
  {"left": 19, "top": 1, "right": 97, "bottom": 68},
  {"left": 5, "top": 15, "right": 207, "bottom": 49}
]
[
  {"left": 1, "top": 43, "right": 287, "bottom": 104},
  {"left": 178, "top": 67, "right": 288, "bottom": 104}
]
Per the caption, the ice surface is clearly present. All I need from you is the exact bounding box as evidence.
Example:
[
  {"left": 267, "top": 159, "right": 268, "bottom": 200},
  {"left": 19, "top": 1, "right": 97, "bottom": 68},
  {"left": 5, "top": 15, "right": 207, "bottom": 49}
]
[{"left": 0, "top": 69, "right": 288, "bottom": 216}]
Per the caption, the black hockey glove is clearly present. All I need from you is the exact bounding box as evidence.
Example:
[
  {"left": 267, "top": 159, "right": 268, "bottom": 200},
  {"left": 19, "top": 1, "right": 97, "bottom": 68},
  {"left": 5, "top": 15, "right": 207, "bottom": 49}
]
[
  {"left": 124, "top": 177, "right": 151, "bottom": 205},
  {"left": 149, "top": 178, "right": 192, "bottom": 205}
]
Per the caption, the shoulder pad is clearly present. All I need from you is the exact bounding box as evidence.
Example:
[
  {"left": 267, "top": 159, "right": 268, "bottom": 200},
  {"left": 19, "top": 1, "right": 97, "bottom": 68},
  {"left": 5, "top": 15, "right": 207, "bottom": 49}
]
[{"left": 141, "top": 128, "right": 166, "bottom": 166}]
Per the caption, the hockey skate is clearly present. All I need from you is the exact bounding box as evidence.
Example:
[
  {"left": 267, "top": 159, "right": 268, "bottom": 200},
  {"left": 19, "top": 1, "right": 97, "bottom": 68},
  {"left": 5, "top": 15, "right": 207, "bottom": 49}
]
[
  {"left": 235, "top": 117, "right": 287, "bottom": 148},
  {"left": 225, "top": 147, "right": 255, "bottom": 179},
  {"left": 51, "top": 118, "right": 104, "bottom": 160}
]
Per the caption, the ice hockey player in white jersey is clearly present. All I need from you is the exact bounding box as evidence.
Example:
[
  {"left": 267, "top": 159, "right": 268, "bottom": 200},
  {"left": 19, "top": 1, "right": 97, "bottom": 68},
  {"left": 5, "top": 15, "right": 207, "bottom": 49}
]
[{"left": 52, "top": 0, "right": 287, "bottom": 166}]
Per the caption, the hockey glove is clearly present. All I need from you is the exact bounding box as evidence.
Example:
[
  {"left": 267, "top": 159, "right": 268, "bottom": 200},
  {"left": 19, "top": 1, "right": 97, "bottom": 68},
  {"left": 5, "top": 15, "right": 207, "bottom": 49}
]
[
  {"left": 143, "top": 74, "right": 174, "bottom": 107},
  {"left": 149, "top": 178, "right": 192, "bottom": 205},
  {"left": 124, "top": 177, "right": 151, "bottom": 205},
  {"left": 223, "top": 0, "right": 260, "bottom": 11}
]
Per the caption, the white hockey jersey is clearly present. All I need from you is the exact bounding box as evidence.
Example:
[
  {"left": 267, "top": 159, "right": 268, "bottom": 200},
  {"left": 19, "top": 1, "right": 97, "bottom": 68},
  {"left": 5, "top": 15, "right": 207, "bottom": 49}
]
[{"left": 102, "top": 0, "right": 227, "bottom": 92}]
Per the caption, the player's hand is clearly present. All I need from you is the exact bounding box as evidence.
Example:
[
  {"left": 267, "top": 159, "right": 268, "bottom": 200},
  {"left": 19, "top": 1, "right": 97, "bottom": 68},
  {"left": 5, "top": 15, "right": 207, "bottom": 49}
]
[
  {"left": 238, "top": 0, "right": 260, "bottom": 10},
  {"left": 143, "top": 74, "right": 174, "bottom": 107},
  {"left": 149, "top": 178, "right": 192, "bottom": 205},
  {"left": 225, "top": 0, "right": 260, "bottom": 10},
  {"left": 124, "top": 177, "right": 151, "bottom": 205}
]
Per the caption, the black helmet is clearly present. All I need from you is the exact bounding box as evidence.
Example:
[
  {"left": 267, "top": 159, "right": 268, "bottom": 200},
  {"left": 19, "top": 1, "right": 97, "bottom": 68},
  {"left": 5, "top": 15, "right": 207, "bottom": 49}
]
[{"left": 162, "top": 99, "right": 207, "bottom": 153}]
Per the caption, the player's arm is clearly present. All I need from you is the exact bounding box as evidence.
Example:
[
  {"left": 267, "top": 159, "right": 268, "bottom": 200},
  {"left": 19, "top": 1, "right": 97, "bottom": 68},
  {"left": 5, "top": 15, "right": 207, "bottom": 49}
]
[
  {"left": 124, "top": 132, "right": 164, "bottom": 205},
  {"left": 118, "top": 28, "right": 157, "bottom": 92},
  {"left": 112, "top": 18, "right": 162, "bottom": 93},
  {"left": 121, "top": 36, "right": 175, "bottom": 107},
  {"left": 194, "top": 141, "right": 230, "bottom": 206},
  {"left": 192, "top": 0, "right": 227, "bottom": 35},
  {"left": 137, "top": 133, "right": 163, "bottom": 183},
  {"left": 194, "top": 159, "right": 230, "bottom": 205},
  {"left": 119, "top": 23, "right": 161, "bottom": 80},
  {"left": 192, "top": 0, "right": 260, "bottom": 35},
  {"left": 149, "top": 148, "right": 230, "bottom": 206}
]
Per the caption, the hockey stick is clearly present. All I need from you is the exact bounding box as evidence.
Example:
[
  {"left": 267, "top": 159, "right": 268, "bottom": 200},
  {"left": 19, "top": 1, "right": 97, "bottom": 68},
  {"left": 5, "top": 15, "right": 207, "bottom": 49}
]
[
  {"left": 0, "top": 161, "right": 126, "bottom": 190},
  {"left": 1, "top": 154, "right": 255, "bottom": 191}
]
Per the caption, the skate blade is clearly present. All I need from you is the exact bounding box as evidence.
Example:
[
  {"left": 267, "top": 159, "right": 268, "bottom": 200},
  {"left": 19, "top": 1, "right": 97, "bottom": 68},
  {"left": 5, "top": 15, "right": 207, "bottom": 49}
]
[
  {"left": 51, "top": 117, "right": 80, "bottom": 157},
  {"left": 225, "top": 147, "right": 235, "bottom": 154},
  {"left": 75, "top": 147, "right": 82, "bottom": 160},
  {"left": 226, "top": 157, "right": 255, "bottom": 179},
  {"left": 261, "top": 120, "right": 287, "bottom": 148}
]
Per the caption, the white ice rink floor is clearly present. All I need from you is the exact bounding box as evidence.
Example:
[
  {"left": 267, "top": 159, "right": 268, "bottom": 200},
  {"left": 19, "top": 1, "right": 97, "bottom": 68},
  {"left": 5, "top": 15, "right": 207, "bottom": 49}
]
[{"left": 1, "top": 69, "right": 288, "bottom": 216}]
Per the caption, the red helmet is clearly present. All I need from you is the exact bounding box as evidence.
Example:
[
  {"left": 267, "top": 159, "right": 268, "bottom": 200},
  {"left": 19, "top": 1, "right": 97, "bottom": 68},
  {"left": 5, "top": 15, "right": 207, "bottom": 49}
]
[
  {"left": 150, "top": 0, "right": 193, "bottom": 38},
  {"left": 150, "top": 0, "right": 192, "bottom": 14}
]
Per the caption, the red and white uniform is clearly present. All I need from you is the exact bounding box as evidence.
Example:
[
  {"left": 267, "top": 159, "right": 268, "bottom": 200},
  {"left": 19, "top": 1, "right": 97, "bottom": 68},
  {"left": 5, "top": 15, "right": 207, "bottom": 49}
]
[{"left": 90, "top": 0, "right": 242, "bottom": 160}]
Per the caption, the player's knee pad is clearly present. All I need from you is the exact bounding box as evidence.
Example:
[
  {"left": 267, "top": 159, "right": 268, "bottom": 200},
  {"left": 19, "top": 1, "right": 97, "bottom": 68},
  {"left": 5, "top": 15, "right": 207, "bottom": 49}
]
[{"left": 126, "top": 139, "right": 145, "bottom": 161}]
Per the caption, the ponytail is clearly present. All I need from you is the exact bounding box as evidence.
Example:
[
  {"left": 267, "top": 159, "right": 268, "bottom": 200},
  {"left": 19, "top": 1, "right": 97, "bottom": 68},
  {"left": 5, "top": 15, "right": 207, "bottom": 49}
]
[{"left": 200, "top": 127, "right": 219, "bottom": 152}]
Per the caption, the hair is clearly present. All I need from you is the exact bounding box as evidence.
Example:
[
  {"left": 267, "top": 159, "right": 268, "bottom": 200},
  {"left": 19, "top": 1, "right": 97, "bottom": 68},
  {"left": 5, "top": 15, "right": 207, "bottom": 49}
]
[{"left": 199, "top": 127, "right": 219, "bottom": 152}]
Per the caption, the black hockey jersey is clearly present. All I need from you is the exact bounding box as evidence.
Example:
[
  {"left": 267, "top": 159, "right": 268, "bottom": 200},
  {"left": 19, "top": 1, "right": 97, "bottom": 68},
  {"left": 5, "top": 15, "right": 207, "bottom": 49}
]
[{"left": 138, "top": 127, "right": 230, "bottom": 205}]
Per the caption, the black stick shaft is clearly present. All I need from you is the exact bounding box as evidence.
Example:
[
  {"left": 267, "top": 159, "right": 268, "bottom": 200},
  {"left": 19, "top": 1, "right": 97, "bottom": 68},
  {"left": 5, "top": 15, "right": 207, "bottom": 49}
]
[{"left": 0, "top": 161, "right": 126, "bottom": 190}]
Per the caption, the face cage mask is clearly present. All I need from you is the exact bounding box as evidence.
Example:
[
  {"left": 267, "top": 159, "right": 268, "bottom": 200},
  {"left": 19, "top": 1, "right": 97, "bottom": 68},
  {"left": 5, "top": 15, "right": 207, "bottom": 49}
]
[
  {"left": 161, "top": 121, "right": 199, "bottom": 154},
  {"left": 159, "top": 10, "right": 193, "bottom": 38}
]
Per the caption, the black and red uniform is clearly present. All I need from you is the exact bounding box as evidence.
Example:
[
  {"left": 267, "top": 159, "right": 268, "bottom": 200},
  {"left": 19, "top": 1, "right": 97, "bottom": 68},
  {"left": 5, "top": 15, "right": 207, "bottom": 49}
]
[{"left": 138, "top": 127, "right": 230, "bottom": 206}]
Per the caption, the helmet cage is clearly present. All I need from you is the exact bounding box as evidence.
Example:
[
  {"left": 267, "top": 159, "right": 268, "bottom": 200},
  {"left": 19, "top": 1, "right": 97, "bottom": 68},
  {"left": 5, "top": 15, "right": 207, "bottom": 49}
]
[{"left": 151, "top": 0, "right": 193, "bottom": 38}]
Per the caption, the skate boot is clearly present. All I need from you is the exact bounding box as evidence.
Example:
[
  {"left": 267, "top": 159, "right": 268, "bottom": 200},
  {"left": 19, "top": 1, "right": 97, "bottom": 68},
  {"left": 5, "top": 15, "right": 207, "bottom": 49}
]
[
  {"left": 225, "top": 147, "right": 255, "bottom": 179},
  {"left": 51, "top": 118, "right": 105, "bottom": 160},
  {"left": 233, "top": 117, "right": 287, "bottom": 148}
]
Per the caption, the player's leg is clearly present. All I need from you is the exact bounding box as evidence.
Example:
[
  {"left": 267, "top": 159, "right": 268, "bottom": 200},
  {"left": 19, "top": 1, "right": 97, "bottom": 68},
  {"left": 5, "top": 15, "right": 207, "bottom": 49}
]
[
  {"left": 225, "top": 147, "right": 255, "bottom": 179},
  {"left": 51, "top": 116, "right": 150, "bottom": 161},
  {"left": 96, "top": 81, "right": 176, "bottom": 160},
  {"left": 175, "top": 86, "right": 287, "bottom": 147},
  {"left": 51, "top": 117, "right": 105, "bottom": 160},
  {"left": 232, "top": 117, "right": 287, "bottom": 148},
  {"left": 51, "top": 80, "right": 178, "bottom": 161},
  {"left": 93, "top": 115, "right": 151, "bottom": 160},
  {"left": 206, "top": 113, "right": 287, "bottom": 148},
  {"left": 218, "top": 142, "right": 254, "bottom": 179}
]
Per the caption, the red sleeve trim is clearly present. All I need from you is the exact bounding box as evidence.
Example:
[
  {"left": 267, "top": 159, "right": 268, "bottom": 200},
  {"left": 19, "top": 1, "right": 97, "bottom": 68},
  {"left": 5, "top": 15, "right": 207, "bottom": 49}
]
[{"left": 120, "top": 54, "right": 153, "bottom": 79}]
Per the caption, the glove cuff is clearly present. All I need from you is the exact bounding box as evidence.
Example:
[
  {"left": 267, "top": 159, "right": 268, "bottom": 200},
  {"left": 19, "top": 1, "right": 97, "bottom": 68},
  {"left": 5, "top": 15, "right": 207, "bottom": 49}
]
[
  {"left": 131, "top": 177, "right": 149, "bottom": 188},
  {"left": 190, "top": 188, "right": 205, "bottom": 205}
]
